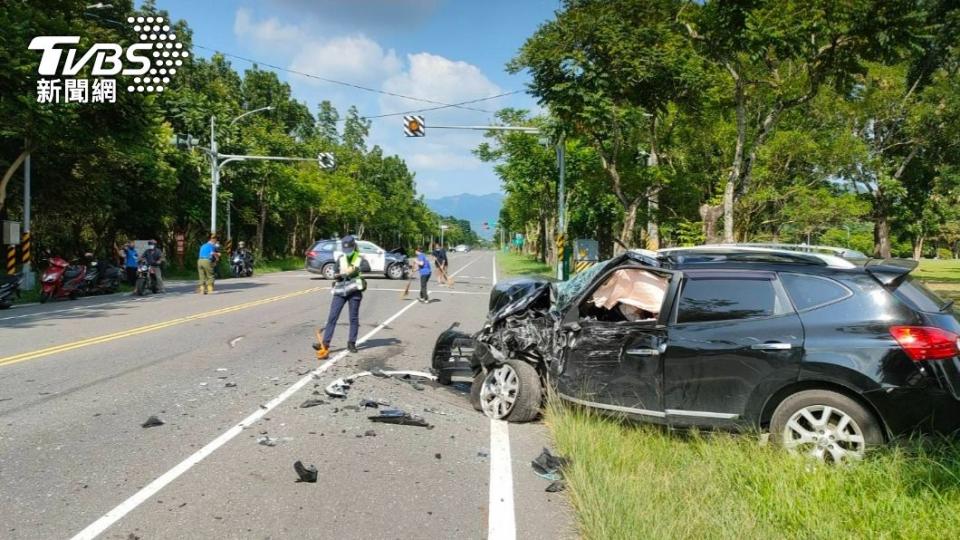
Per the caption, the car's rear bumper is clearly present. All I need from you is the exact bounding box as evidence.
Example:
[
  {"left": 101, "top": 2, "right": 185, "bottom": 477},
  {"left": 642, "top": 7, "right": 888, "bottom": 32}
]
[
  {"left": 864, "top": 386, "right": 960, "bottom": 437},
  {"left": 305, "top": 263, "right": 323, "bottom": 275}
]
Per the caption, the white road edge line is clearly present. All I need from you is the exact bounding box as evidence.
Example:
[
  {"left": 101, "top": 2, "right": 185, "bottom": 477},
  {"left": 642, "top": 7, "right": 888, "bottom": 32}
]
[
  {"left": 487, "top": 252, "right": 517, "bottom": 540},
  {"left": 69, "top": 298, "right": 420, "bottom": 540}
]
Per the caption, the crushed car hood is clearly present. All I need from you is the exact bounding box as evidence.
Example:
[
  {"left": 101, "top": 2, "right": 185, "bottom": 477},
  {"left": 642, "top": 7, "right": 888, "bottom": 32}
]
[{"left": 487, "top": 277, "right": 553, "bottom": 323}]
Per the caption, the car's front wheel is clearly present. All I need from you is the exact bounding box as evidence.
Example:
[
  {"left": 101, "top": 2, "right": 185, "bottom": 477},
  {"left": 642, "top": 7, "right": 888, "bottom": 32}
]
[
  {"left": 479, "top": 360, "right": 541, "bottom": 422},
  {"left": 386, "top": 263, "right": 404, "bottom": 280},
  {"left": 769, "top": 389, "right": 883, "bottom": 463}
]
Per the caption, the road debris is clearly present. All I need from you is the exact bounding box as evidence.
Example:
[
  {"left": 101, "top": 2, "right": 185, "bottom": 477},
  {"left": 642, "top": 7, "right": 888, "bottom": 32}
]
[
  {"left": 531, "top": 448, "right": 569, "bottom": 482},
  {"left": 434, "top": 453, "right": 442, "bottom": 460},
  {"left": 216, "top": 368, "right": 228, "bottom": 372},
  {"left": 228, "top": 336, "right": 244, "bottom": 348},
  {"left": 141, "top": 415, "right": 165, "bottom": 428},
  {"left": 299, "top": 399, "right": 326, "bottom": 408},
  {"left": 293, "top": 460, "right": 318, "bottom": 483},
  {"left": 225, "top": 382, "right": 237, "bottom": 388},
  {"left": 360, "top": 398, "right": 390, "bottom": 408},
  {"left": 423, "top": 408, "right": 448, "bottom": 416},
  {"left": 368, "top": 409, "right": 432, "bottom": 428},
  {"left": 257, "top": 436, "right": 291, "bottom": 447},
  {"left": 545, "top": 480, "right": 566, "bottom": 493},
  {"left": 324, "top": 370, "right": 437, "bottom": 399},
  {"left": 364, "top": 430, "right": 377, "bottom": 437}
]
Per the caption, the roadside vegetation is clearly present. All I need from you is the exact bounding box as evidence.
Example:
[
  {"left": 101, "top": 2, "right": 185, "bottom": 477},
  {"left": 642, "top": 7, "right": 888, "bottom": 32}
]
[
  {"left": 547, "top": 401, "right": 960, "bottom": 539},
  {"left": 495, "top": 250, "right": 553, "bottom": 279}
]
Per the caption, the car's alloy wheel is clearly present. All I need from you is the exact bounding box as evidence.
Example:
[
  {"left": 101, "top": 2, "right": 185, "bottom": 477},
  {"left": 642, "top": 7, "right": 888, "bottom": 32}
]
[
  {"left": 387, "top": 263, "right": 404, "bottom": 280},
  {"left": 322, "top": 263, "right": 335, "bottom": 280},
  {"left": 479, "top": 360, "right": 541, "bottom": 422},
  {"left": 782, "top": 405, "right": 866, "bottom": 462},
  {"left": 481, "top": 363, "right": 519, "bottom": 419},
  {"left": 770, "top": 389, "right": 883, "bottom": 464}
]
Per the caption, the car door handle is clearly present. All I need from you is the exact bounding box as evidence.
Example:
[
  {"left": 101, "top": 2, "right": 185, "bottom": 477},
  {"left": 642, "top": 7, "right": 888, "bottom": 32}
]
[
  {"left": 750, "top": 343, "right": 792, "bottom": 351},
  {"left": 625, "top": 348, "right": 660, "bottom": 356}
]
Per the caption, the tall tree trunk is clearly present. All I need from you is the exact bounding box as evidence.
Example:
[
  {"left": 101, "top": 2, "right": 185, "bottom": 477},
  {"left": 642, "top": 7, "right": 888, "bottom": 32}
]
[
  {"left": 699, "top": 204, "right": 723, "bottom": 244},
  {"left": 620, "top": 200, "right": 641, "bottom": 251},
  {"left": 913, "top": 234, "right": 925, "bottom": 260},
  {"left": 255, "top": 184, "right": 267, "bottom": 256},
  {"left": 0, "top": 148, "right": 30, "bottom": 216},
  {"left": 646, "top": 118, "right": 660, "bottom": 250},
  {"left": 873, "top": 197, "right": 892, "bottom": 259},
  {"left": 725, "top": 80, "right": 747, "bottom": 243}
]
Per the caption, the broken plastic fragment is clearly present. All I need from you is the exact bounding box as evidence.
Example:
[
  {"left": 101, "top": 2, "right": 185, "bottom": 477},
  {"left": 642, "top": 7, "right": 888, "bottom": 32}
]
[
  {"left": 545, "top": 480, "right": 566, "bottom": 493},
  {"left": 531, "top": 448, "right": 569, "bottom": 481},
  {"left": 225, "top": 382, "right": 237, "bottom": 388},
  {"left": 293, "top": 460, "right": 318, "bottom": 483},
  {"left": 368, "top": 409, "right": 432, "bottom": 428},
  {"left": 324, "top": 370, "right": 436, "bottom": 398},
  {"left": 364, "top": 430, "right": 377, "bottom": 437},
  {"left": 424, "top": 408, "right": 448, "bottom": 416},
  {"left": 360, "top": 398, "right": 389, "bottom": 408},
  {"left": 257, "top": 436, "right": 278, "bottom": 447},
  {"left": 299, "top": 399, "right": 326, "bottom": 408},
  {"left": 141, "top": 415, "right": 164, "bottom": 428}
]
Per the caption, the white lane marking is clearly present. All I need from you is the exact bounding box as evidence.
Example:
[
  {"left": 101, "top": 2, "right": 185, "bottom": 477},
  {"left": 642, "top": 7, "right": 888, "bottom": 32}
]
[
  {"left": 448, "top": 255, "right": 482, "bottom": 278},
  {"left": 488, "top": 419, "right": 516, "bottom": 540},
  {"left": 70, "top": 299, "right": 420, "bottom": 540},
  {"left": 487, "top": 252, "right": 516, "bottom": 540},
  {"left": 366, "top": 288, "right": 487, "bottom": 296}
]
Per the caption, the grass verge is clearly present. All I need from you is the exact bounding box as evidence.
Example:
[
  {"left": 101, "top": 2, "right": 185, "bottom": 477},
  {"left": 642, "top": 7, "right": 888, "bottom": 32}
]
[
  {"left": 547, "top": 399, "right": 960, "bottom": 539},
  {"left": 495, "top": 250, "right": 553, "bottom": 279}
]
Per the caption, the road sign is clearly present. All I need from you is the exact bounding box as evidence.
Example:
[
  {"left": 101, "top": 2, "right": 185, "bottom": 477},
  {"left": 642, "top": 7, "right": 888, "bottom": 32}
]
[
  {"left": 2, "top": 221, "right": 20, "bottom": 245},
  {"left": 403, "top": 115, "right": 425, "bottom": 137},
  {"left": 317, "top": 152, "right": 336, "bottom": 170}
]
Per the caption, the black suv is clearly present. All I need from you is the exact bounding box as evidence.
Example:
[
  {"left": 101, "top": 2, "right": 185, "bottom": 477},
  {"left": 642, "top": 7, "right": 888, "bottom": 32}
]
[{"left": 433, "top": 245, "right": 960, "bottom": 462}]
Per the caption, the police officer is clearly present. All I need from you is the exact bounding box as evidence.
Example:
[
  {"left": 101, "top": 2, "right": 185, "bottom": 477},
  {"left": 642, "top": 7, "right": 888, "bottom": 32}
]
[{"left": 315, "top": 235, "right": 365, "bottom": 359}]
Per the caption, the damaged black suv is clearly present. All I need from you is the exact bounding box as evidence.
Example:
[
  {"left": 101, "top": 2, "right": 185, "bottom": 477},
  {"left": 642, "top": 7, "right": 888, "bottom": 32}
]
[{"left": 433, "top": 244, "right": 960, "bottom": 462}]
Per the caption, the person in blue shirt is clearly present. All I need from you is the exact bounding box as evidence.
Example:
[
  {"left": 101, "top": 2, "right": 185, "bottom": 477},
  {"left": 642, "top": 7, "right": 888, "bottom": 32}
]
[
  {"left": 197, "top": 234, "right": 217, "bottom": 294},
  {"left": 415, "top": 246, "right": 431, "bottom": 303},
  {"left": 116, "top": 239, "right": 138, "bottom": 285}
]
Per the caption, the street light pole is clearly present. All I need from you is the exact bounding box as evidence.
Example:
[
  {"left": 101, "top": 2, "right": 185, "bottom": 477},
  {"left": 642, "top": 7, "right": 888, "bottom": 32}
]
[
  {"left": 210, "top": 115, "right": 218, "bottom": 234},
  {"left": 22, "top": 149, "right": 33, "bottom": 289},
  {"left": 556, "top": 135, "right": 566, "bottom": 281}
]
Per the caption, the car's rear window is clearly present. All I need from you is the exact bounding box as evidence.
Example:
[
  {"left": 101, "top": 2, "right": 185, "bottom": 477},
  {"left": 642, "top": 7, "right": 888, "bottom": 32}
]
[
  {"left": 780, "top": 273, "right": 852, "bottom": 311},
  {"left": 894, "top": 276, "right": 950, "bottom": 313},
  {"left": 313, "top": 242, "right": 334, "bottom": 252},
  {"left": 677, "top": 278, "right": 777, "bottom": 324}
]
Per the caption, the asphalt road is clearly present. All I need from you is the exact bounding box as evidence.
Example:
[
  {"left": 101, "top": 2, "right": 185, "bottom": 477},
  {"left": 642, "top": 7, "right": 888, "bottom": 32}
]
[{"left": 0, "top": 250, "right": 572, "bottom": 539}]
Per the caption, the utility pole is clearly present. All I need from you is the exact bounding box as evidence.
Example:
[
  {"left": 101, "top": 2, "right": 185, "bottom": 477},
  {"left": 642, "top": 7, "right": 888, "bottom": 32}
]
[
  {"left": 210, "top": 115, "right": 218, "bottom": 234},
  {"left": 226, "top": 194, "right": 232, "bottom": 253},
  {"left": 21, "top": 149, "right": 34, "bottom": 289},
  {"left": 556, "top": 135, "right": 566, "bottom": 281}
]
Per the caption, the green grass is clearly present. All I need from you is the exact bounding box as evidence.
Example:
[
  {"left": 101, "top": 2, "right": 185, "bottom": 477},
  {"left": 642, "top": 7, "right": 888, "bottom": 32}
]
[
  {"left": 495, "top": 250, "right": 553, "bottom": 278},
  {"left": 916, "top": 259, "right": 960, "bottom": 283},
  {"left": 547, "top": 400, "right": 960, "bottom": 540}
]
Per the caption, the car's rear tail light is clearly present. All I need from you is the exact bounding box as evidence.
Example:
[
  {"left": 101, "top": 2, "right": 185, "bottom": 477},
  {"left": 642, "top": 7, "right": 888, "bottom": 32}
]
[
  {"left": 306, "top": 250, "right": 317, "bottom": 258},
  {"left": 890, "top": 326, "right": 960, "bottom": 361}
]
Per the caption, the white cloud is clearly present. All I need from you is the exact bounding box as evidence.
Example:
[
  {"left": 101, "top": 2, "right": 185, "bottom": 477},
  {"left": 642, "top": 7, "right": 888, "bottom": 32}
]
[
  {"left": 234, "top": 9, "right": 402, "bottom": 86},
  {"left": 379, "top": 52, "right": 502, "bottom": 119},
  {"left": 408, "top": 151, "right": 481, "bottom": 171}
]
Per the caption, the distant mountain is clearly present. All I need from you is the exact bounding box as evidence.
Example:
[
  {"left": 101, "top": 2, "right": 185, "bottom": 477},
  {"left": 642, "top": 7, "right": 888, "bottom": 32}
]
[{"left": 425, "top": 193, "right": 503, "bottom": 240}]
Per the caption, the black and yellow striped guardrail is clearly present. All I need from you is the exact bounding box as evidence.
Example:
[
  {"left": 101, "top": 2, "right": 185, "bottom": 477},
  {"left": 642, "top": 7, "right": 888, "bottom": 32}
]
[{"left": 225, "top": 238, "right": 233, "bottom": 254}]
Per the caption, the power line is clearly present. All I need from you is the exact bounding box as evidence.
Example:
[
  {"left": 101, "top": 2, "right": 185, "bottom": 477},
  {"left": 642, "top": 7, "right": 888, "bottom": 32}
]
[
  {"left": 360, "top": 91, "right": 521, "bottom": 120},
  {"left": 194, "top": 45, "right": 511, "bottom": 114}
]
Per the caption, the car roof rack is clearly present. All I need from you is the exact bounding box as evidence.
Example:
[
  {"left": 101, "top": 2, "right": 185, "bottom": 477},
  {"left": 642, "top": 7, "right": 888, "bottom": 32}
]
[
  {"left": 720, "top": 243, "right": 869, "bottom": 260},
  {"left": 659, "top": 244, "right": 859, "bottom": 269}
]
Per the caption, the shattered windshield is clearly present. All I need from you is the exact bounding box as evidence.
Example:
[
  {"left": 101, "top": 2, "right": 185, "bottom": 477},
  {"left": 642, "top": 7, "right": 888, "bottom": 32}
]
[{"left": 555, "top": 259, "right": 613, "bottom": 312}]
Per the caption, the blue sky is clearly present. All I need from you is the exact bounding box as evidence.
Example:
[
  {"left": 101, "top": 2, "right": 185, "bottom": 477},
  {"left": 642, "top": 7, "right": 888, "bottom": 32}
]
[{"left": 144, "top": 0, "right": 559, "bottom": 198}]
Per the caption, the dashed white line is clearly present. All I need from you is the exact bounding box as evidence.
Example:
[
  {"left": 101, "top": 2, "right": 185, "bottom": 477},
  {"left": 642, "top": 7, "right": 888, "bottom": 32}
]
[
  {"left": 69, "top": 298, "right": 420, "bottom": 540},
  {"left": 487, "top": 252, "right": 516, "bottom": 540}
]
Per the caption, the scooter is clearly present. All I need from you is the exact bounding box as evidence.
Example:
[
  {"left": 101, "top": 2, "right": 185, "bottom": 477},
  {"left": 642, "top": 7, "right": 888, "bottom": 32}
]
[
  {"left": 134, "top": 261, "right": 159, "bottom": 296},
  {"left": 0, "top": 273, "right": 21, "bottom": 309},
  {"left": 82, "top": 258, "right": 122, "bottom": 295},
  {"left": 40, "top": 257, "right": 87, "bottom": 303},
  {"left": 231, "top": 253, "right": 253, "bottom": 278}
]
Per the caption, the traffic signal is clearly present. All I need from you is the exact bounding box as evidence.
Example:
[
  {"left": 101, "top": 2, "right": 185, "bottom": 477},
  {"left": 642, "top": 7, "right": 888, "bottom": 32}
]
[
  {"left": 317, "top": 152, "right": 336, "bottom": 170},
  {"left": 170, "top": 133, "right": 198, "bottom": 149},
  {"left": 403, "top": 115, "right": 425, "bottom": 137}
]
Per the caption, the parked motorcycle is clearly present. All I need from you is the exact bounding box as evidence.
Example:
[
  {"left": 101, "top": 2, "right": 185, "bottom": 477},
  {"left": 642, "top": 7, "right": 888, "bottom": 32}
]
[
  {"left": 82, "top": 258, "right": 122, "bottom": 295},
  {"left": 231, "top": 253, "right": 253, "bottom": 278},
  {"left": 134, "top": 261, "right": 159, "bottom": 296},
  {"left": 0, "top": 273, "right": 21, "bottom": 309},
  {"left": 40, "top": 256, "right": 87, "bottom": 303}
]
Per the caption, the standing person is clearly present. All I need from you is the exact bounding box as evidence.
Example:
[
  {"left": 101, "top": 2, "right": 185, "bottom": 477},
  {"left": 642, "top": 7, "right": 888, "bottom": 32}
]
[
  {"left": 432, "top": 242, "right": 448, "bottom": 286},
  {"left": 415, "top": 246, "right": 431, "bottom": 303},
  {"left": 117, "top": 240, "right": 138, "bottom": 285},
  {"left": 315, "top": 235, "right": 365, "bottom": 359},
  {"left": 197, "top": 234, "right": 217, "bottom": 294},
  {"left": 140, "top": 239, "right": 166, "bottom": 293}
]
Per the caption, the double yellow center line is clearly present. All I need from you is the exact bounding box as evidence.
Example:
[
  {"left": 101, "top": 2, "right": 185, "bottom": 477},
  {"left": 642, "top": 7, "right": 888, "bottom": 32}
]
[{"left": 0, "top": 287, "right": 323, "bottom": 368}]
